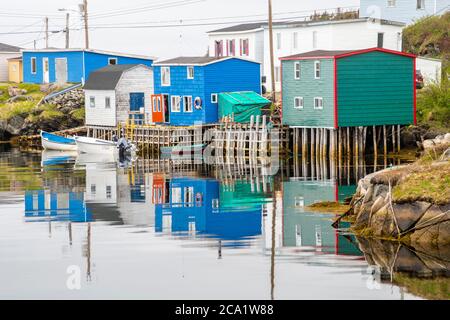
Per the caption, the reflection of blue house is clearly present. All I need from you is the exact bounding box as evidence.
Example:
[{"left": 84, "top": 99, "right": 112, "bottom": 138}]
[
  {"left": 155, "top": 178, "right": 262, "bottom": 243},
  {"left": 152, "top": 57, "right": 261, "bottom": 125},
  {"left": 25, "top": 190, "right": 92, "bottom": 222},
  {"left": 282, "top": 180, "right": 361, "bottom": 256}
]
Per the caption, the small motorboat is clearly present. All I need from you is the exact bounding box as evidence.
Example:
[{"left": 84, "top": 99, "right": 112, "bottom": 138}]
[
  {"left": 74, "top": 136, "right": 117, "bottom": 154},
  {"left": 160, "top": 144, "right": 206, "bottom": 156},
  {"left": 41, "top": 131, "right": 77, "bottom": 151}
]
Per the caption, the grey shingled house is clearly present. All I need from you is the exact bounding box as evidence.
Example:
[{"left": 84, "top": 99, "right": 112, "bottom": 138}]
[{"left": 84, "top": 64, "right": 154, "bottom": 127}]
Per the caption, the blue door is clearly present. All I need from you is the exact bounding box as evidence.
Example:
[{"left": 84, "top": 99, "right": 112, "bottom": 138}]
[{"left": 130, "top": 92, "right": 145, "bottom": 124}]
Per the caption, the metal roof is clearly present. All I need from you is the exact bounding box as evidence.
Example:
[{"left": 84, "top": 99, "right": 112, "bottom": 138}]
[
  {"left": 0, "top": 43, "right": 21, "bottom": 53},
  {"left": 20, "top": 48, "right": 156, "bottom": 60},
  {"left": 280, "top": 48, "right": 416, "bottom": 60},
  {"left": 208, "top": 18, "right": 405, "bottom": 34},
  {"left": 84, "top": 64, "right": 146, "bottom": 90},
  {"left": 281, "top": 50, "right": 356, "bottom": 59},
  {"left": 153, "top": 56, "right": 260, "bottom": 66}
]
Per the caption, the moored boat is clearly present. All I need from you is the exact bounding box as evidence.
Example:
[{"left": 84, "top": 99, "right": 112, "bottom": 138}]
[
  {"left": 41, "top": 131, "right": 77, "bottom": 151},
  {"left": 74, "top": 136, "right": 117, "bottom": 154},
  {"left": 160, "top": 144, "right": 206, "bottom": 156}
]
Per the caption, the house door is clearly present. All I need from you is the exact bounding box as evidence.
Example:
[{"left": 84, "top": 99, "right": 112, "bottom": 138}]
[
  {"left": 151, "top": 94, "right": 163, "bottom": 123},
  {"left": 162, "top": 94, "right": 170, "bottom": 123},
  {"left": 43, "top": 57, "right": 50, "bottom": 83},
  {"left": 129, "top": 92, "right": 145, "bottom": 125},
  {"left": 55, "top": 58, "right": 68, "bottom": 84}
]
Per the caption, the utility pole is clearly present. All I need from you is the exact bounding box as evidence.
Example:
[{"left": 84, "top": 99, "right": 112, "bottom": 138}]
[
  {"left": 82, "top": 0, "right": 89, "bottom": 49},
  {"left": 268, "top": 0, "right": 276, "bottom": 103},
  {"left": 65, "top": 13, "right": 70, "bottom": 49},
  {"left": 45, "top": 17, "right": 49, "bottom": 48}
]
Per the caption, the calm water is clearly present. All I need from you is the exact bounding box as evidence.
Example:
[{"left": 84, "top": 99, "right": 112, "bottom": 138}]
[{"left": 0, "top": 146, "right": 448, "bottom": 300}]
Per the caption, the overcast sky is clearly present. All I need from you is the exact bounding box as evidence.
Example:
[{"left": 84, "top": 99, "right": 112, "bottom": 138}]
[{"left": 1, "top": 0, "right": 359, "bottom": 59}]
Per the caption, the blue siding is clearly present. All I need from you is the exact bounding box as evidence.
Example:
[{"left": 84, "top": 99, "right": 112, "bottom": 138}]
[
  {"left": 22, "top": 50, "right": 153, "bottom": 84},
  {"left": 154, "top": 58, "right": 261, "bottom": 126},
  {"left": 360, "top": 0, "right": 450, "bottom": 24}
]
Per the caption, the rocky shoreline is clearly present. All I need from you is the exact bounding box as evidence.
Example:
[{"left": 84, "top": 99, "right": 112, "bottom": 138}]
[{"left": 346, "top": 136, "right": 450, "bottom": 247}]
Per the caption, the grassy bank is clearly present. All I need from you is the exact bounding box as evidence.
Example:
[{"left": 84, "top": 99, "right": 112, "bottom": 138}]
[{"left": 0, "top": 83, "right": 44, "bottom": 121}]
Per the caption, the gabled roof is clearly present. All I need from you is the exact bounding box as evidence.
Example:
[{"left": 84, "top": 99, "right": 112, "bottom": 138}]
[
  {"left": 208, "top": 17, "right": 405, "bottom": 34},
  {"left": 153, "top": 56, "right": 260, "bottom": 66},
  {"left": 280, "top": 48, "right": 416, "bottom": 60},
  {"left": 84, "top": 64, "right": 149, "bottom": 90},
  {"left": 0, "top": 43, "right": 21, "bottom": 53},
  {"left": 21, "top": 48, "right": 156, "bottom": 61}
]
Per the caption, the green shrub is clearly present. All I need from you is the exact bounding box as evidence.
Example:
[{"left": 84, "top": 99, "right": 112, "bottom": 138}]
[
  {"left": 71, "top": 108, "right": 85, "bottom": 121},
  {"left": 417, "top": 81, "right": 450, "bottom": 129}
]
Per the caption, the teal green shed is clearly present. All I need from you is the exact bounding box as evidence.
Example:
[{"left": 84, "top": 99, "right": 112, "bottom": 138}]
[
  {"left": 280, "top": 48, "right": 416, "bottom": 128},
  {"left": 218, "top": 91, "right": 270, "bottom": 123}
]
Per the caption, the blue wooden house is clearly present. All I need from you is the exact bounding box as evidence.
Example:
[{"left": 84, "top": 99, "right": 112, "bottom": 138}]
[
  {"left": 152, "top": 56, "right": 261, "bottom": 126},
  {"left": 21, "top": 48, "right": 155, "bottom": 84}
]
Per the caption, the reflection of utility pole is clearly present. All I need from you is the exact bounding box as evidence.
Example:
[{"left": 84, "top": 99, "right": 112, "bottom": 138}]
[
  {"left": 218, "top": 240, "right": 222, "bottom": 260},
  {"left": 268, "top": 0, "right": 276, "bottom": 102},
  {"left": 270, "top": 195, "right": 276, "bottom": 300},
  {"left": 86, "top": 223, "right": 91, "bottom": 281},
  {"left": 68, "top": 222, "right": 73, "bottom": 246}
]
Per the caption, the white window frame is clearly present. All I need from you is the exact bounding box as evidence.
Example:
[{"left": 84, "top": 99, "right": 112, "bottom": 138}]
[
  {"left": 90, "top": 96, "right": 95, "bottom": 108},
  {"left": 171, "top": 96, "right": 181, "bottom": 112},
  {"left": 417, "top": 0, "right": 425, "bottom": 9},
  {"left": 292, "top": 32, "right": 298, "bottom": 50},
  {"left": 314, "top": 97, "right": 323, "bottom": 110},
  {"left": 31, "top": 57, "right": 37, "bottom": 74},
  {"left": 314, "top": 60, "right": 321, "bottom": 79},
  {"left": 108, "top": 57, "right": 118, "bottom": 65},
  {"left": 294, "top": 62, "right": 301, "bottom": 80},
  {"left": 183, "top": 96, "right": 193, "bottom": 113},
  {"left": 187, "top": 66, "right": 194, "bottom": 79},
  {"left": 211, "top": 93, "right": 218, "bottom": 104},
  {"left": 276, "top": 33, "right": 282, "bottom": 50},
  {"left": 105, "top": 96, "right": 111, "bottom": 109},
  {"left": 294, "top": 97, "right": 304, "bottom": 109},
  {"left": 161, "top": 67, "right": 171, "bottom": 86},
  {"left": 241, "top": 38, "right": 249, "bottom": 56},
  {"left": 387, "top": 0, "right": 396, "bottom": 7}
]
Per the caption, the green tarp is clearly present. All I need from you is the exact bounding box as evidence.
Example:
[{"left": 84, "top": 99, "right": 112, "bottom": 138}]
[{"left": 218, "top": 91, "right": 270, "bottom": 123}]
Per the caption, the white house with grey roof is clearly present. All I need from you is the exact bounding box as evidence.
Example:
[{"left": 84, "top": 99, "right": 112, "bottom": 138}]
[
  {"left": 0, "top": 43, "right": 21, "bottom": 82},
  {"left": 207, "top": 18, "right": 405, "bottom": 92},
  {"left": 84, "top": 64, "right": 154, "bottom": 128}
]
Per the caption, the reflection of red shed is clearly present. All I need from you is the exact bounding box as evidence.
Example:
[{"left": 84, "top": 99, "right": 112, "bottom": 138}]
[{"left": 152, "top": 174, "right": 166, "bottom": 205}]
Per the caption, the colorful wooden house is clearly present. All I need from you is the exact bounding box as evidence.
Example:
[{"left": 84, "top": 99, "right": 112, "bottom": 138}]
[
  {"left": 8, "top": 56, "right": 23, "bottom": 83},
  {"left": 280, "top": 48, "right": 416, "bottom": 128},
  {"left": 83, "top": 64, "right": 154, "bottom": 127},
  {"left": 22, "top": 48, "right": 155, "bottom": 85},
  {"left": 152, "top": 56, "right": 261, "bottom": 126}
]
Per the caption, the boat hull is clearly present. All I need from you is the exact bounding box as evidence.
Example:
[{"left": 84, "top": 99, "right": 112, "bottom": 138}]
[
  {"left": 74, "top": 137, "right": 117, "bottom": 154},
  {"left": 42, "top": 137, "right": 78, "bottom": 151}
]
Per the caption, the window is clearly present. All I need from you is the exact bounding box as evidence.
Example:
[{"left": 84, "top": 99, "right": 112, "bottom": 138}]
[
  {"left": 227, "top": 39, "right": 235, "bottom": 56},
  {"left": 314, "top": 97, "right": 323, "bottom": 110},
  {"left": 387, "top": 0, "right": 396, "bottom": 7},
  {"left": 377, "top": 32, "right": 384, "bottom": 48},
  {"left": 292, "top": 32, "right": 298, "bottom": 50},
  {"left": 294, "top": 62, "right": 301, "bottom": 79},
  {"left": 105, "top": 97, "right": 111, "bottom": 109},
  {"left": 275, "top": 66, "right": 280, "bottom": 82},
  {"left": 240, "top": 38, "right": 249, "bottom": 56},
  {"left": 312, "top": 31, "right": 318, "bottom": 49},
  {"left": 184, "top": 186, "right": 194, "bottom": 207},
  {"left": 314, "top": 61, "right": 321, "bottom": 79},
  {"left": 171, "top": 187, "right": 182, "bottom": 206},
  {"left": 161, "top": 67, "right": 171, "bottom": 86},
  {"left": 90, "top": 96, "right": 95, "bottom": 108},
  {"left": 108, "top": 58, "right": 117, "bottom": 65},
  {"left": 276, "top": 33, "right": 282, "bottom": 50},
  {"left": 187, "top": 66, "right": 194, "bottom": 79},
  {"left": 294, "top": 97, "right": 303, "bottom": 109},
  {"left": 215, "top": 40, "right": 223, "bottom": 57},
  {"left": 171, "top": 96, "right": 181, "bottom": 112},
  {"left": 417, "top": 0, "right": 425, "bottom": 9},
  {"left": 31, "top": 57, "right": 36, "bottom": 74},
  {"left": 106, "top": 186, "right": 112, "bottom": 199},
  {"left": 295, "top": 196, "right": 305, "bottom": 207},
  {"left": 91, "top": 184, "right": 96, "bottom": 195},
  {"left": 211, "top": 93, "right": 218, "bottom": 103},
  {"left": 183, "top": 96, "right": 193, "bottom": 112}
]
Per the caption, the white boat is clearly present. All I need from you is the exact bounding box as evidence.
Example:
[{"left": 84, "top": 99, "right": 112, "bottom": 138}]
[
  {"left": 74, "top": 136, "right": 117, "bottom": 154},
  {"left": 41, "top": 131, "right": 77, "bottom": 151}
]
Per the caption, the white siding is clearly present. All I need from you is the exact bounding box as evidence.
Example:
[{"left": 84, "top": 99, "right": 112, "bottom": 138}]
[
  {"left": 115, "top": 65, "right": 154, "bottom": 124},
  {"left": 0, "top": 53, "right": 18, "bottom": 82},
  {"left": 85, "top": 164, "right": 117, "bottom": 204},
  {"left": 84, "top": 89, "right": 117, "bottom": 127},
  {"left": 417, "top": 57, "right": 442, "bottom": 84}
]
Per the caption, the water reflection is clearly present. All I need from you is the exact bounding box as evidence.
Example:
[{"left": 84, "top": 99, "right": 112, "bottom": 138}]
[{"left": 0, "top": 147, "right": 447, "bottom": 299}]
